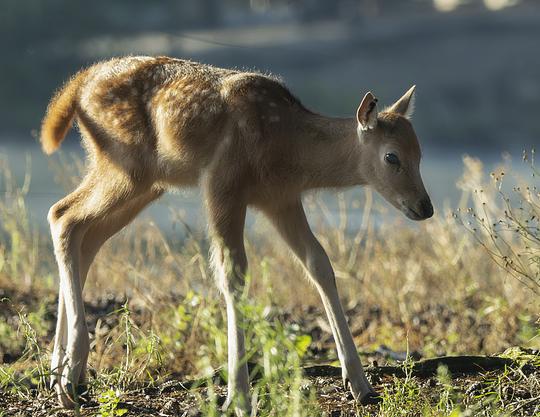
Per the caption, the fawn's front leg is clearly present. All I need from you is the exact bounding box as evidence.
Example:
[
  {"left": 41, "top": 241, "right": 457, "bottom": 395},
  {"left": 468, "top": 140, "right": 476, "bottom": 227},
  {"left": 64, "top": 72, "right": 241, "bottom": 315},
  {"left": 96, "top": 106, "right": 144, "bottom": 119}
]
[
  {"left": 264, "top": 199, "right": 380, "bottom": 404},
  {"left": 205, "top": 179, "right": 250, "bottom": 416}
]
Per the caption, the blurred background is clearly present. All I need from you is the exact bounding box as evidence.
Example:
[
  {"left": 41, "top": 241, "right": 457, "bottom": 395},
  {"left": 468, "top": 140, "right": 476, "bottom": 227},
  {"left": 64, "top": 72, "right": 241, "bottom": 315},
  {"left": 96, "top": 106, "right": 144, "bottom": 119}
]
[{"left": 1, "top": 0, "right": 539, "bottom": 228}]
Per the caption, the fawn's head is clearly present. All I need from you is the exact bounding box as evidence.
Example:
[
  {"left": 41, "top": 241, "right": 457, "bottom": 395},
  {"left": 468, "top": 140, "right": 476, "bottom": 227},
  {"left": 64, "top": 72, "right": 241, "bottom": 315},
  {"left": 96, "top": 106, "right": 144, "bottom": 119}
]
[{"left": 356, "top": 86, "right": 433, "bottom": 221}]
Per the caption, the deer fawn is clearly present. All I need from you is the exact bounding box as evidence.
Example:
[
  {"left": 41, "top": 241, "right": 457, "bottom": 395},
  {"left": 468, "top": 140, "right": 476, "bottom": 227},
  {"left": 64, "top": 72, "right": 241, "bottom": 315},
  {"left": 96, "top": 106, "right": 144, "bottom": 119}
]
[{"left": 41, "top": 56, "right": 433, "bottom": 413}]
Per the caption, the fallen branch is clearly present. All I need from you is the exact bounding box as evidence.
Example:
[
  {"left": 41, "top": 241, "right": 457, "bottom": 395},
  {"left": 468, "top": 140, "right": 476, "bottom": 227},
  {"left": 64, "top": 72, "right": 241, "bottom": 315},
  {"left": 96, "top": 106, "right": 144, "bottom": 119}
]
[
  {"left": 159, "top": 355, "right": 527, "bottom": 393},
  {"left": 304, "top": 355, "right": 519, "bottom": 379}
]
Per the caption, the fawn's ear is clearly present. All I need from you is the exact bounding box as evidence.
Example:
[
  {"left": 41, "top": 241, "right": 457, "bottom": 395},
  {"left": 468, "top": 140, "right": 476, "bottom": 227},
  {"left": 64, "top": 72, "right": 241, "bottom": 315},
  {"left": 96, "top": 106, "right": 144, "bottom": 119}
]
[
  {"left": 387, "top": 85, "right": 416, "bottom": 119},
  {"left": 357, "top": 92, "right": 378, "bottom": 130}
]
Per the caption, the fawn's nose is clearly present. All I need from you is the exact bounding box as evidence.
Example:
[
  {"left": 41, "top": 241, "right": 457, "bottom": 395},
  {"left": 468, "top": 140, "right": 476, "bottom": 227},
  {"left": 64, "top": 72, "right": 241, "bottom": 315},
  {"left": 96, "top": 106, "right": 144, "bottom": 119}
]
[{"left": 418, "top": 198, "right": 434, "bottom": 219}]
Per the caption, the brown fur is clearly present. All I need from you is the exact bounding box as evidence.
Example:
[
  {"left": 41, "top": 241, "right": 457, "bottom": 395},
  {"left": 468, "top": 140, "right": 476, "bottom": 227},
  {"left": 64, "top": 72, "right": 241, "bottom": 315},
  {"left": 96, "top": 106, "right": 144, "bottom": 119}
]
[
  {"left": 41, "top": 69, "right": 89, "bottom": 154},
  {"left": 41, "top": 56, "right": 431, "bottom": 413}
]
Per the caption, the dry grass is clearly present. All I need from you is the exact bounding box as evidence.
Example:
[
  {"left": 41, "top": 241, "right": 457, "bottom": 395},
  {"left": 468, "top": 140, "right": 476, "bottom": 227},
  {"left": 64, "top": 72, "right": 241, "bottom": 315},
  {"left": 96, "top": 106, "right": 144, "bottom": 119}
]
[{"left": 0, "top": 151, "right": 538, "bottom": 416}]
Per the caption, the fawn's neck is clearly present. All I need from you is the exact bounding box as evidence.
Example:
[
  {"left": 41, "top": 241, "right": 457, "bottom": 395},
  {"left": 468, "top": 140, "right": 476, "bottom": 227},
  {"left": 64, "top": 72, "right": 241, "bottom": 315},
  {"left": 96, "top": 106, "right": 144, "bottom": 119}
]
[{"left": 297, "top": 114, "right": 366, "bottom": 190}]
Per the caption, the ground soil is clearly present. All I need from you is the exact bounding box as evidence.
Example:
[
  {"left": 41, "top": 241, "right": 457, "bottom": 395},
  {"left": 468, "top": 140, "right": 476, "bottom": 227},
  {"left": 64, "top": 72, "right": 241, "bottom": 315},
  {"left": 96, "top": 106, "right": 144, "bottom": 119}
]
[{"left": 1, "top": 291, "right": 538, "bottom": 416}]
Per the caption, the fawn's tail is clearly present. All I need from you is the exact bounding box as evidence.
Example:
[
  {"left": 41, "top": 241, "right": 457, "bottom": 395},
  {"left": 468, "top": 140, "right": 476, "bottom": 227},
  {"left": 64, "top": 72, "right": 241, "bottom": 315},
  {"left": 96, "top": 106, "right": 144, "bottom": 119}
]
[{"left": 40, "top": 70, "right": 88, "bottom": 154}]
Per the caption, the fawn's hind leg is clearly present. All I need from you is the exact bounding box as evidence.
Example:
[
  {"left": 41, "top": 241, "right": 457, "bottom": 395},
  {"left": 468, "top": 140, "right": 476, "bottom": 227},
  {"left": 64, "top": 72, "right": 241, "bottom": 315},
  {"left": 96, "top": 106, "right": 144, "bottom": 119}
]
[
  {"left": 48, "top": 169, "right": 155, "bottom": 408},
  {"left": 50, "top": 186, "right": 163, "bottom": 394}
]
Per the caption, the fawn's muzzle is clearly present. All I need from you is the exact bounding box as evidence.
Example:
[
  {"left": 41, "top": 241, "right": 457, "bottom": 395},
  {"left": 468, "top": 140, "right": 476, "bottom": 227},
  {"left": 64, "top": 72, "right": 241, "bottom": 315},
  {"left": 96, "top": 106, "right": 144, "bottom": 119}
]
[{"left": 402, "top": 197, "right": 433, "bottom": 221}]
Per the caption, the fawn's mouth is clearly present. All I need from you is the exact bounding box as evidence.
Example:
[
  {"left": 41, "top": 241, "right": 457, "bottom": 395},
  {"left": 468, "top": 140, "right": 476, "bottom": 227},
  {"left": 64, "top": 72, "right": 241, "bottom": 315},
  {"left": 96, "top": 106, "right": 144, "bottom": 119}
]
[
  {"left": 400, "top": 199, "right": 433, "bottom": 221},
  {"left": 391, "top": 196, "right": 434, "bottom": 221},
  {"left": 402, "top": 206, "right": 424, "bottom": 221}
]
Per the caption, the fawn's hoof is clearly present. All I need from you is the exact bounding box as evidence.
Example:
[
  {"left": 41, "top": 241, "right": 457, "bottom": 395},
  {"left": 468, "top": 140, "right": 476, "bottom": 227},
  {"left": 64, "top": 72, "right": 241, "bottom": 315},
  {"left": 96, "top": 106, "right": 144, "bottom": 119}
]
[
  {"left": 359, "top": 391, "right": 382, "bottom": 405},
  {"left": 343, "top": 374, "right": 380, "bottom": 406},
  {"left": 222, "top": 396, "right": 249, "bottom": 417},
  {"left": 56, "top": 382, "right": 89, "bottom": 409}
]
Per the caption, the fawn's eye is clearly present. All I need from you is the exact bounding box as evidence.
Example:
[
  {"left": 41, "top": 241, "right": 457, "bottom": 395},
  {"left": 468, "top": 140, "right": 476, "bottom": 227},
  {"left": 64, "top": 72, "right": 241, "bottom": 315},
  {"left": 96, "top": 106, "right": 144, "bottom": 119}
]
[{"left": 384, "top": 153, "right": 400, "bottom": 165}]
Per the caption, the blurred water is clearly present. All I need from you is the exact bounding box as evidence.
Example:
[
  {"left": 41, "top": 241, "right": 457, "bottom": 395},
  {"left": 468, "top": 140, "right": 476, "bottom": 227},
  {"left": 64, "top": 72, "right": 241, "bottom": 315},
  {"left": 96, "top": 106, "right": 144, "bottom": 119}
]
[
  {"left": 0, "top": 140, "right": 531, "bottom": 234},
  {"left": 4, "top": 8, "right": 539, "bottom": 233},
  {"left": 6, "top": 8, "right": 540, "bottom": 152}
]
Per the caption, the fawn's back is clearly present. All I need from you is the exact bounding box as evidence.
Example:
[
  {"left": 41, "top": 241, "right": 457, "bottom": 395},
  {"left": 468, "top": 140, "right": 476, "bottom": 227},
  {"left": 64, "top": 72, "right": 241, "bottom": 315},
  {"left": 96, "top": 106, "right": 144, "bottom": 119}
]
[{"left": 46, "top": 56, "right": 310, "bottom": 195}]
